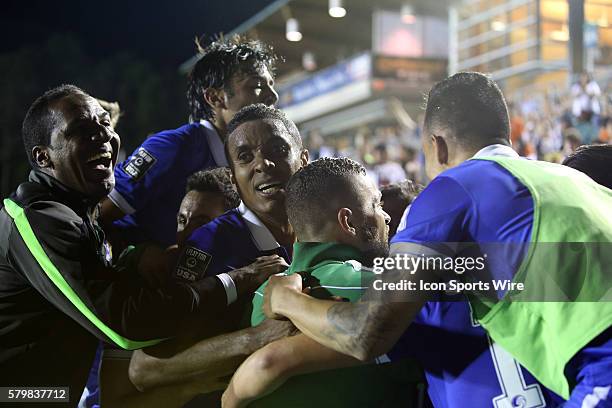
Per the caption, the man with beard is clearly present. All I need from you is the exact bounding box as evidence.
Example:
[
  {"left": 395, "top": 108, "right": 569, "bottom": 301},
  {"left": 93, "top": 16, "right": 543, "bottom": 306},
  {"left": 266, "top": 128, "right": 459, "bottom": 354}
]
[{"left": 223, "top": 157, "right": 423, "bottom": 408}]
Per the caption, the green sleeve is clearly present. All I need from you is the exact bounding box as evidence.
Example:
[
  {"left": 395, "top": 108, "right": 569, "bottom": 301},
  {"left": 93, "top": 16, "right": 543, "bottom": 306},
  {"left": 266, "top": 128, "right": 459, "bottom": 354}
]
[{"left": 250, "top": 281, "right": 268, "bottom": 326}]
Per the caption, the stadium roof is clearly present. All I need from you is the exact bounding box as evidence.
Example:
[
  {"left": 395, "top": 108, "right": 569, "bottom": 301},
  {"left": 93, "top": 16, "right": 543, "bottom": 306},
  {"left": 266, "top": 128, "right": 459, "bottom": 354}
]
[{"left": 180, "top": 0, "right": 455, "bottom": 80}]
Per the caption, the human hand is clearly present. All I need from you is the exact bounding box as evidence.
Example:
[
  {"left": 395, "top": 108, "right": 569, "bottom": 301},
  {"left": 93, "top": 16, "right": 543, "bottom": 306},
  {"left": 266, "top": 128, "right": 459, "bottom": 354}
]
[
  {"left": 228, "top": 255, "right": 289, "bottom": 295},
  {"left": 263, "top": 273, "right": 303, "bottom": 320}
]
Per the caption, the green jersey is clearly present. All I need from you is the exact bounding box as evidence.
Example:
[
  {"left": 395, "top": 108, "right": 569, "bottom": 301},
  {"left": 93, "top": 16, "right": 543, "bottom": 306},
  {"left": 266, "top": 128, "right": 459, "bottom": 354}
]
[{"left": 250, "top": 242, "right": 423, "bottom": 408}]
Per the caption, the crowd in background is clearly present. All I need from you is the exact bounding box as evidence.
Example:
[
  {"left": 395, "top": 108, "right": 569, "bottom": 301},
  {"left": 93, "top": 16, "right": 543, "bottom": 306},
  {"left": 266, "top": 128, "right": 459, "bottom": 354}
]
[{"left": 306, "top": 72, "right": 612, "bottom": 187}]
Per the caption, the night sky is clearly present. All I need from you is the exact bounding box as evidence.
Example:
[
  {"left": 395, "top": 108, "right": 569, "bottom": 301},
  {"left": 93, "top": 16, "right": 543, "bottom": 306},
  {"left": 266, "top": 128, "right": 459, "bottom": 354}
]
[
  {"left": 0, "top": 0, "right": 279, "bottom": 196},
  {"left": 1, "top": 0, "right": 275, "bottom": 68}
]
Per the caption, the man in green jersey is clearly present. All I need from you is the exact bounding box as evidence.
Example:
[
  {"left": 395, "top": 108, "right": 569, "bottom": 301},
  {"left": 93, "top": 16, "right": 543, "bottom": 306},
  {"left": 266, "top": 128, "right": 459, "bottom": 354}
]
[{"left": 223, "top": 157, "right": 423, "bottom": 408}]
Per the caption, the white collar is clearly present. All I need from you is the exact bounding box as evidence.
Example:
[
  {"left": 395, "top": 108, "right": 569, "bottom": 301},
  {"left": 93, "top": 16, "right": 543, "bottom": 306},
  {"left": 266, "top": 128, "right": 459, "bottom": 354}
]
[
  {"left": 472, "top": 144, "right": 519, "bottom": 159},
  {"left": 200, "top": 120, "right": 228, "bottom": 166},
  {"left": 238, "top": 202, "right": 280, "bottom": 251}
]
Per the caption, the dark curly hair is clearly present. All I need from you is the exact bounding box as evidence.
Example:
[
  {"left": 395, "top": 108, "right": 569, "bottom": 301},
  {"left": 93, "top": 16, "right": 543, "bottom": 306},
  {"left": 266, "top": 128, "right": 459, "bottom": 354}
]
[
  {"left": 562, "top": 144, "right": 612, "bottom": 189},
  {"left": 285, "top": 157, "right": 366, "bottom": 235},
  {"left": 187, "top": 35, "right": 279, "bottom": 123},
  {"left": 380, "top": 179, "right": 424, "bottom": 205},
  {"left": 186, "top": 167, "right": 240, "bottom": 211},
  {"left": 227, "top": 103, "right": 301, "bottom": 144}
]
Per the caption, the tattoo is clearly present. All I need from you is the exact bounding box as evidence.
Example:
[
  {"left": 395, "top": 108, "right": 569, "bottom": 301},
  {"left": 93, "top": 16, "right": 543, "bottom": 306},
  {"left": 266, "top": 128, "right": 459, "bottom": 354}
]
[
  {"left": 325, "top": 301, "right": 397, "bottom": 358},
  {"left": 326, "top": 302, "right": 370, "bottom": 336}
]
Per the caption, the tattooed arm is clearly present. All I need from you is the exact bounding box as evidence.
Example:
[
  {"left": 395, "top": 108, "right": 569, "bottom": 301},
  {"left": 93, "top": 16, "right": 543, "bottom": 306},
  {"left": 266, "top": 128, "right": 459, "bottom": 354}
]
[{"left": 263, "top": 265, "right": 431, "bottom": 361}]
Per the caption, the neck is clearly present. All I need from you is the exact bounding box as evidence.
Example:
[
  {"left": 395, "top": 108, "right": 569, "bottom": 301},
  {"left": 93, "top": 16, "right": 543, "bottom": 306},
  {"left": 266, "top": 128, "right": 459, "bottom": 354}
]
[
  {"left": 298, "top": 224, "right": 343, "bottom": 245},
  {"left": 452, "top": 139, "right": 511, "bottom": 166},
  {"left": 258, "top": 211, "right": 295, "bottom": 247},
  {"left": 211, "top": 117, "right": 227, "bottom": 141}
]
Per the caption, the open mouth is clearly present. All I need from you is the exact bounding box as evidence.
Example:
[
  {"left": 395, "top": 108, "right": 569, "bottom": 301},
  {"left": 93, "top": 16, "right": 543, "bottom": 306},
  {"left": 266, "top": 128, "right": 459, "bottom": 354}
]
[
  {"left": 86, "top": 151, "right": 113, "bottom": 170},
  {"left": 256, "top": 182, "right": 285, "bottom": 195}
]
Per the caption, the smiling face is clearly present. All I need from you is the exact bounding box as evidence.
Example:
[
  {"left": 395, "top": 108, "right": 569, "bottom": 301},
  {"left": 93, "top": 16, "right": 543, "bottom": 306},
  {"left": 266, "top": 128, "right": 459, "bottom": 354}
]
[
  {"left": 227, "top": 118, "right": 308, "bottom": 219},
  {"left": 39, "top": 93, "right": 120, "bottom": 200}
]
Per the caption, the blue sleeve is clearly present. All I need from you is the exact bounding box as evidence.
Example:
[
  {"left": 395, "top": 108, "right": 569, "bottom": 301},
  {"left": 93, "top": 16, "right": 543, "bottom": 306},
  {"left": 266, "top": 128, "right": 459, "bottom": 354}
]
[
  {"left": 392, "top": 176, "right": 474, "bottom": 253},
  {"left": 110, "top": 129, "right": 190, "bottom": 214}
]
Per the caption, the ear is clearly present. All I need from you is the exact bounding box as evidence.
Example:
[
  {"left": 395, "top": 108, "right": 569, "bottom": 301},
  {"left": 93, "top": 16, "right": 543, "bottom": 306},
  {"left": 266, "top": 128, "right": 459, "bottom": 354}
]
[
  {"left": 337, "top": 208, "right": 356, "bottom": 237},
  {"left": 432, "top": 135, "right": 449, "bottom": 166},
  {"left": 299, "top": 149, "right": 309, "bottom": 167},
  {"left": 32, "top": 146, "right": 52, "bottom": 168},
  {"left": 229, "top": 169, "right": 236, "bottom": 186},
  {"left": 203, "top": 88, "right": 227, "bottom": 111}
]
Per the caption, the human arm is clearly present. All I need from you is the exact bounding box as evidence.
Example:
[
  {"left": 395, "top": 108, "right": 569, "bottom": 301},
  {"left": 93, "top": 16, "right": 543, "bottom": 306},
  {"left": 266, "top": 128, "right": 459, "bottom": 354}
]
[
  {"left": 178, "top": 219, "right": 291, "bottom": 298},
  {"left": 263, "top": 176, "right": 471, "bottom": 360},
  {"left": 4, "top": 197, "right": 233, "bottom": 347},
  {"left": 100, "top": 196, "right": 126, "bottom": 225},
  {"left": 263, "top": 269, "right": 428, "bottom": 361},
  {"left": 105, "top": 128, "right": 192, "bottom": 222},
  {"left": 222, "top": 333, "right": 361, "bottom": 408},
  {"left": 100, "top": 352, "right": 227, "bottom": 408},
  {"left": 128, "top": 318, "right": 296, "bottom": 391}
]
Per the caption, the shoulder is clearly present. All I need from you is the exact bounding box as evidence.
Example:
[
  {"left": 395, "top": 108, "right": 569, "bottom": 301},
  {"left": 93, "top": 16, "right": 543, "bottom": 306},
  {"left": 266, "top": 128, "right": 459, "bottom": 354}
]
[
  {"left": 410, "top": 159, "right": 525, "bottom": 216},
  {"left": 2, "top": 187, "right": 85, "bottom": 262},
  {"left": 149, "top": 122, "right": 201, "bottom": 140},
  {"left": 439, "top": 158, "right": 514, "bottom": 185},
  {"left": 187, "top": 209, "right": 246, "bottom": 249},
  {"left": 11, "top": 183, "right": 84, "bottom": 236},
  {"left": 136, "top": 123, "right": 204, "bottom": 153}
]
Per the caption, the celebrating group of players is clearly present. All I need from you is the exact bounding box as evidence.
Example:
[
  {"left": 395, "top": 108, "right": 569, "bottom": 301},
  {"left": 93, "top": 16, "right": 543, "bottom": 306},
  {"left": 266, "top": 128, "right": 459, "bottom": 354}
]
[{"left": 0, "top": 35, "right": 610, "bottom": 408}]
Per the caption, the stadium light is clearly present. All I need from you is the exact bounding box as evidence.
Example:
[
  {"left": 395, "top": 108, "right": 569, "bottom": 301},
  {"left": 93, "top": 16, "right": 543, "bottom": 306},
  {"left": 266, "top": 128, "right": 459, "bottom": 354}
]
[
  {"left": 329, "top": 0, "right": 346, "bottom": 18},
  {"left": 401, "top": 4, "right": 416, "bottom": 25},
  {"left": 302, "top": 51, "right": 317, "bottom": 71},
  {"left": 491, "top": 20, "right": 506, "bottom": 31},
  {"left": 550, "top": 25, "right": 569, "bottom": 42},
  {"left": 286, "top": 18, "right": 302, "bottom": 42}
]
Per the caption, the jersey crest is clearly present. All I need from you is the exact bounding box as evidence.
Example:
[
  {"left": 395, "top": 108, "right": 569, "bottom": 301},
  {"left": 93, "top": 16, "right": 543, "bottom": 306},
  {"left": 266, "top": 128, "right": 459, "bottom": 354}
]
[
  {"left": 175, "top": 246, "right": 212, "bottom": 282},
  {"left": 123, "top": 148, "right": 157, "bottom": 181}
]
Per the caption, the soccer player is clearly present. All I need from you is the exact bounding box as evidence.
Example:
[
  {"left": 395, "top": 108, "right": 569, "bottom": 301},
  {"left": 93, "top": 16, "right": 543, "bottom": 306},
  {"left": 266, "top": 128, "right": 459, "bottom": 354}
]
[
  {"left": 100, "top": 36, "right": 279, "bottom": 247},
  {"left": 263, "top": 73, "right": 612, "bottom": 407},
  {"left": 176, "top": 168, "right": 241, "bottom": 247},
  {"left": 223, "top": 157, "right": 422, "bottom": 408},
  {"left": 126, "top": 104, "right": 309, "bottom": 404}
]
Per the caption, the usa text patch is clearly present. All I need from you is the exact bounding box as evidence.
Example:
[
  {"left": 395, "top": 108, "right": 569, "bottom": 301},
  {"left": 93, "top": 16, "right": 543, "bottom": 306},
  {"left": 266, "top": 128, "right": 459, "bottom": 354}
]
[
  {"left": 123, "top": 148, "right": 157, "bottom": 180},
  {"left": 175, "top": 246, "right": 212, "bottom": 282}
]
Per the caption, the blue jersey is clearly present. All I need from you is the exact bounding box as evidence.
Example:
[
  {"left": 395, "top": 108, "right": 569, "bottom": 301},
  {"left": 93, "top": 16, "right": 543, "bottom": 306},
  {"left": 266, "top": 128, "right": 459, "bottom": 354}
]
[
  {"left": 178, "top": 203, "right": 291, "bottom": 280},
  {"left": 175, "top": 203, "right": 292, "bottom": 330},
  {"left": 389, "top": 145, "right": 564, "bottom": 407},
  {"left": 109, "top": 121, "right": 228, "bottom": 246}
]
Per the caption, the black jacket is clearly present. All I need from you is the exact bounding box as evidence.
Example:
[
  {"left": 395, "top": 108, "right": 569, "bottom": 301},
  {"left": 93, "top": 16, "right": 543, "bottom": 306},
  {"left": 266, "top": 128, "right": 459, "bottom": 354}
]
[{"left": 0, "top": 171, "right": 226, "bottom": 405}]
